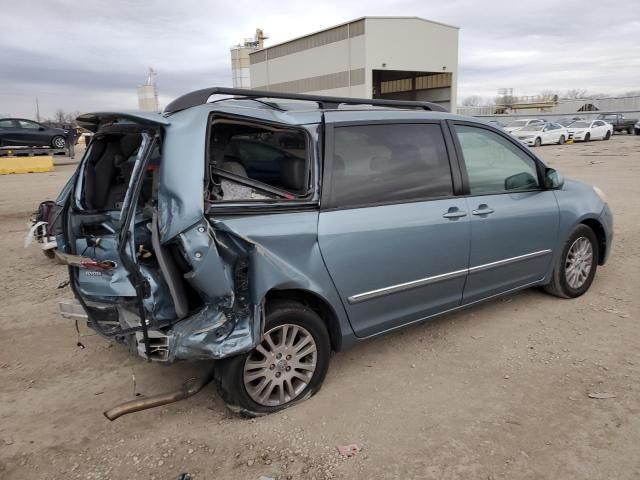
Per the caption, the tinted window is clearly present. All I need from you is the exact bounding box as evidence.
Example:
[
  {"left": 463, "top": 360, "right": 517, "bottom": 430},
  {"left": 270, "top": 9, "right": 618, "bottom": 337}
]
[
  {"left": 18, "top": 120, "right": 39, "bottom": 129},
  {"left": 455, "top": 125, "right": 540, "bottom": 195},
  {"left": 0, "top": 120, "right": 15, "bottom": 128},
  {"left": 328, "top": 123, "right": 452, "bottom": 208}
]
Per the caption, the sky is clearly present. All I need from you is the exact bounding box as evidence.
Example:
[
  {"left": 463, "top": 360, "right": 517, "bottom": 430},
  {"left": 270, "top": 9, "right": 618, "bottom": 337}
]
[{"left": 1, "top": 0, "right": 639, "bottom": 118}]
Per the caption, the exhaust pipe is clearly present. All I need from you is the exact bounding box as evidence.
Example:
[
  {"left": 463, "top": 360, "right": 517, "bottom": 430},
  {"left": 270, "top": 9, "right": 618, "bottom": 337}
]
[{"left": 104, "top": 369, "right": 215, "bottom": 421}]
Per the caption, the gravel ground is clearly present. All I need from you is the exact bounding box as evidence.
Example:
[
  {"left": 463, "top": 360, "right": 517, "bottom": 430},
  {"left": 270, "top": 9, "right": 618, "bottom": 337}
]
[{"left": 0, "top": 134, "right": 639, "bottom": 480}]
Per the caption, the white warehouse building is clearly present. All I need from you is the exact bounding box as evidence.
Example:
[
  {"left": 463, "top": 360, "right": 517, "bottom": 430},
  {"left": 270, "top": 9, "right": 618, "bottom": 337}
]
[{"left": 249, "top": 17, "right": 459, "bottom": 111}]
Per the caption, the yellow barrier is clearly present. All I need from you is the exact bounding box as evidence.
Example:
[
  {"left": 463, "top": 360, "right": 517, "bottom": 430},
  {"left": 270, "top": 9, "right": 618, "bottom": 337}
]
[{"left": 0, "top": 156, "right": 54, "bottom": 174}]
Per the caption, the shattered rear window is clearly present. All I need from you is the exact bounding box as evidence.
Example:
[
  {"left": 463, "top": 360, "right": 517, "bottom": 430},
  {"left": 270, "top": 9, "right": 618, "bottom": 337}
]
[{"left": 207, "top": 121, "right": 310, "bottom": 202}]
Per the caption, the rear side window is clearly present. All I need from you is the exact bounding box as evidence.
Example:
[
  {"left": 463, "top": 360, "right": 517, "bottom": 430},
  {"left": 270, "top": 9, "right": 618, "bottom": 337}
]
[
  {"left": 207, "top": 121, "right": 310, "bottom": 202},
  {"left": 327, "top": 124, "right": 453, "bottom": 208}
]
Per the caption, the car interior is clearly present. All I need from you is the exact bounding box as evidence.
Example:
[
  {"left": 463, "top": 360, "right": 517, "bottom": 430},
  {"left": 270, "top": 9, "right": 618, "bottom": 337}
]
[
  {"left": 206, "top": 120, "right": 309, "bottom": 202},
  {"left": 81, "top": 131, "right": 151, "bottom": 211}
]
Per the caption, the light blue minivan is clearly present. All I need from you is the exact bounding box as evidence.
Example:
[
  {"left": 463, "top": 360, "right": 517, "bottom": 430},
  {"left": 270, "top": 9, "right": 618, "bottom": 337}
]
[{"left": 58, "top": 88, "right": 613, "bottom": 416}]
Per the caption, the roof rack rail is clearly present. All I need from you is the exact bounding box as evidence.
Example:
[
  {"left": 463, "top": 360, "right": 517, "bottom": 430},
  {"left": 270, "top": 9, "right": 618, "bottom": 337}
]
[{"left": 163, "top": 86, "right": 447, "bottom": 114}]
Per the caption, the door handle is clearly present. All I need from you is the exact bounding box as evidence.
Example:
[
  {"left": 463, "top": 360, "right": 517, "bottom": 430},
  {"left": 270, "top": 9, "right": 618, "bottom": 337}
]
[
  {"left": 472, "top": 204, "right": 495, "bottom": 216},
  {"left": 443, "top": 208, "right": 467, "bottom": 219}
]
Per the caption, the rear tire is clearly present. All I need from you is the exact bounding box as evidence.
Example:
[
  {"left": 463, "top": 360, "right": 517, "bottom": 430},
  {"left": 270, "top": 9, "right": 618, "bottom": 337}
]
[
  {"left": 51, "top": 136, "right": 66, "bottom": 149},
  {"left": 215, "top": 300, "right": 331, "bottom": 416},
  {"left": 604, "top": 130, "right": 611, "bottom": 140},
  {"left": 628, "top": 127, "right": 634, "bottom": 135},
  {"left": 544, "top": 224, "right": 598, "bottom": 299}
]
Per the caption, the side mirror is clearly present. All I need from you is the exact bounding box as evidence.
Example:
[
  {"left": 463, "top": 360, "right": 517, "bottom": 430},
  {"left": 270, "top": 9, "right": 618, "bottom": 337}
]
[
  {"left": 544, "top": 168, "right": 564, "bottom": 189},
  {"left": 504, "top": 172, "right": 538, "bottom": 191},
  {"left": 38, "top": 126, "right": 45, "bottom": 131}
]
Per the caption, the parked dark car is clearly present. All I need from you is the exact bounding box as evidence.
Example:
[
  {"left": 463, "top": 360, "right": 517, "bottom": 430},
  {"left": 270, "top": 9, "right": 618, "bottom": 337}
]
[
  {"left": 596, "top": 113, "right": 638, "bottom": 134},
  {"left": 0, "top": 118, "right": 69, "bottom": 148}
]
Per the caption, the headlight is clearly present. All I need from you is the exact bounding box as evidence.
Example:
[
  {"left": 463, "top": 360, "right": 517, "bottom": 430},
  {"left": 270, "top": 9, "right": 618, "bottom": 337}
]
[{"left": 593, "top": 186, "right": 608, "bottom": 204}]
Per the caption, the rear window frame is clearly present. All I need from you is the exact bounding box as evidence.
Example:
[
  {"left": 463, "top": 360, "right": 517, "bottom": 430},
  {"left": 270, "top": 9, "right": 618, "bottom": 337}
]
[
  {"left": 320, "top": 119, "right": 462, "bottom": 212},
  {"left": 204, "top": 113, "right": 319, "bottom": 212}
]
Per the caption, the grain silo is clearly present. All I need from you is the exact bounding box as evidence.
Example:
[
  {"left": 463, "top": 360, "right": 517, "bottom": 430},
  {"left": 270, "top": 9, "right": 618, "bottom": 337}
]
[
  {"left": 137, "top": 68, "right": 159, "bottom": 112},
  {"left": 230, "top": 29, "right": 267, "bottom": 89}
]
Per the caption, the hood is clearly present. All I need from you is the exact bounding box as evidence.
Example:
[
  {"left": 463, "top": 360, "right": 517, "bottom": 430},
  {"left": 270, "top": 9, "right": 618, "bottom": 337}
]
[{"left": 76, "top": 111, "right": 170, "bottom": 132}]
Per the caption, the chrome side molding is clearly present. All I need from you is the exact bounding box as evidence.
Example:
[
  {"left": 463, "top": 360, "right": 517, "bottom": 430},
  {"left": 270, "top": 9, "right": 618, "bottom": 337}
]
[{"left": 348, "top": 249, "right": 552, "bottom": 304}]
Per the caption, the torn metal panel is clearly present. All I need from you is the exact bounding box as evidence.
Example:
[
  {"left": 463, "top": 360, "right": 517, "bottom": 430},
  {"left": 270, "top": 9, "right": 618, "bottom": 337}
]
[
  {"left": 168, "top": 303, "right": 263, "bottom": 361},
  {"left": 157, "top": 109, "right": 210, "bottom": 243},
  {"left": 177, "top": 221, "right": 235, "bottom": 304}
]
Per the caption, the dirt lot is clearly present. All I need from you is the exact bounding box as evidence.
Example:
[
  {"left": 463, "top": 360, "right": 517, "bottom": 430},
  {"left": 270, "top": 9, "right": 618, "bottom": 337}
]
[{"left": 1, "top": 135, "right": 639, "bottom": 480}]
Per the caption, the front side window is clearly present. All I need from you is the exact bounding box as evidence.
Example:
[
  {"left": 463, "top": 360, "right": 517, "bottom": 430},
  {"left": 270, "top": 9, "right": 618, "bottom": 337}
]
[
  {"left": 327, "top": 123, "right": 453, "bottom": 208},
  {"left": 455, "top": 125, "right": 540, "bottom": 195},
  {"left": 18, "top": 120, "right": 39, "bottom": 129}
]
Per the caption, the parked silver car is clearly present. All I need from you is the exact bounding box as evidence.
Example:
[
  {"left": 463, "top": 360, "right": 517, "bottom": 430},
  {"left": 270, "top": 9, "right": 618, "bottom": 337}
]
[{"left": 55, "top": 88, "right": 613, "bottom": 416}]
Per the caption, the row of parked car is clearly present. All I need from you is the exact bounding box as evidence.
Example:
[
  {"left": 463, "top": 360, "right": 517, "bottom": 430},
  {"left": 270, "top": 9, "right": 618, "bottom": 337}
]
[{"left": 488, "top": 113, "right": 640, "bottom": 147}]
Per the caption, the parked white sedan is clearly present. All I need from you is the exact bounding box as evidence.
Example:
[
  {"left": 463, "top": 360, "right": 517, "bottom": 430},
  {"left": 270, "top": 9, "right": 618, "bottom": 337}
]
[
  {"left": 504, "top": 118, "right": 545, "bottom": 134},
  {"left": 567, "top": 120, "right": 613, "bottom": 141},
  {"left": 514, "top": 122, "right": 569, "bottom": 147}
]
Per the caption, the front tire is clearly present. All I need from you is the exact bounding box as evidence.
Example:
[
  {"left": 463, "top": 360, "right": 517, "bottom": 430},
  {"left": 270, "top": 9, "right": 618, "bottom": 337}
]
[
  {"left": 584, "top": 133, "right": 591, "bottom": 142},
  {"left": 215, "top": 300, "right": 331, "bottom": 416},
  {"left": 604, "top": 130, "right": 611, "bottom": 140},
  {"left": 534, "top": 137, "right": 542, "bottom": 147},
  {"left": 544, "top": 225, "right": 598, "bottom": 299},
  {"left": 51, "top": 136, "right": 66, "bottom": 149},
  {"left": 558, "top": 135, "right": 565, "bottom": 145}
]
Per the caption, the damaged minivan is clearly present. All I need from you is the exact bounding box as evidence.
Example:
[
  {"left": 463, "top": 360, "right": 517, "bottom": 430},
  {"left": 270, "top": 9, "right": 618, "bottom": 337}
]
[{"left": 56, "top": 87, "right": 613, "bottom": 416}]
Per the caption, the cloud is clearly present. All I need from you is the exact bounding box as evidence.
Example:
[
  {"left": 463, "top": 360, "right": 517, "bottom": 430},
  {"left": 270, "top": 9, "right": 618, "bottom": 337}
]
[{"left": 0, "top": 0, "right": 638, "bottom": 117}]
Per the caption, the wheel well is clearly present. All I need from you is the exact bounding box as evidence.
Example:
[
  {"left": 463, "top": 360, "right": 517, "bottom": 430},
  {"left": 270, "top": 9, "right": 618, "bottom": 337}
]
[
  {"left": 265, "top": 289, "right": 342, "bottom": 351},
  {"left": 581, "top": 219, "right": 606, "bottom": 265}
]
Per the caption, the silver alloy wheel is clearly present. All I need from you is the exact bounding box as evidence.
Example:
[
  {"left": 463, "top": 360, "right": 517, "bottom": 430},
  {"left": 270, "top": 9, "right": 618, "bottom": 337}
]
[
  {"left": 243, "top": 323, "right": 317, "bottom": 407},
  {"left": 53, "top": 137, "right": 66, "bottom": 148},
  {"left": 565, "top": 237, "right": 593, "bottom": 289}
]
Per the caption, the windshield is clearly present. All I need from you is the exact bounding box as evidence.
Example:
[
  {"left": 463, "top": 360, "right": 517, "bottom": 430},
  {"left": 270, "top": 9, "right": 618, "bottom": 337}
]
[
  {"left": 521, "top": 124, "right": 544, "bottom": 131},
  {"left": 570, "top": 121, "right": 590, "bottom": 128}
]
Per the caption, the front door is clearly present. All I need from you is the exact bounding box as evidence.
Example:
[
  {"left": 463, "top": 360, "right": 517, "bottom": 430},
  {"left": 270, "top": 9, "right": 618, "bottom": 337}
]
[
  {"left": 450, "top": 123, "right": 560, "bottom": 303},
  {"left": 318, "top": 119, "right": 470, "bottom": 337}
]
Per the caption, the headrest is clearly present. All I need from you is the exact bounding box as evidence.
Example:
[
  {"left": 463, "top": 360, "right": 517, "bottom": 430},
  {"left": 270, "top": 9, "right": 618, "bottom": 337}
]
[
  {"left": 280, "top": 156, "right": 307, "bottom": 192},
  {"left": 120, "top": 134, "right": 142, "bottom": 159},
  {"left": 221, "top": 160, "right": 248, "bottom": 177}
]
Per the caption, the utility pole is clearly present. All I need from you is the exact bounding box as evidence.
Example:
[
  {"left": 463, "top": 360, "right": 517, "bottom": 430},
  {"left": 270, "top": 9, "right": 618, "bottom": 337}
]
[{"left": 36, "top": 98, "right": 41, "bottom": 122}]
